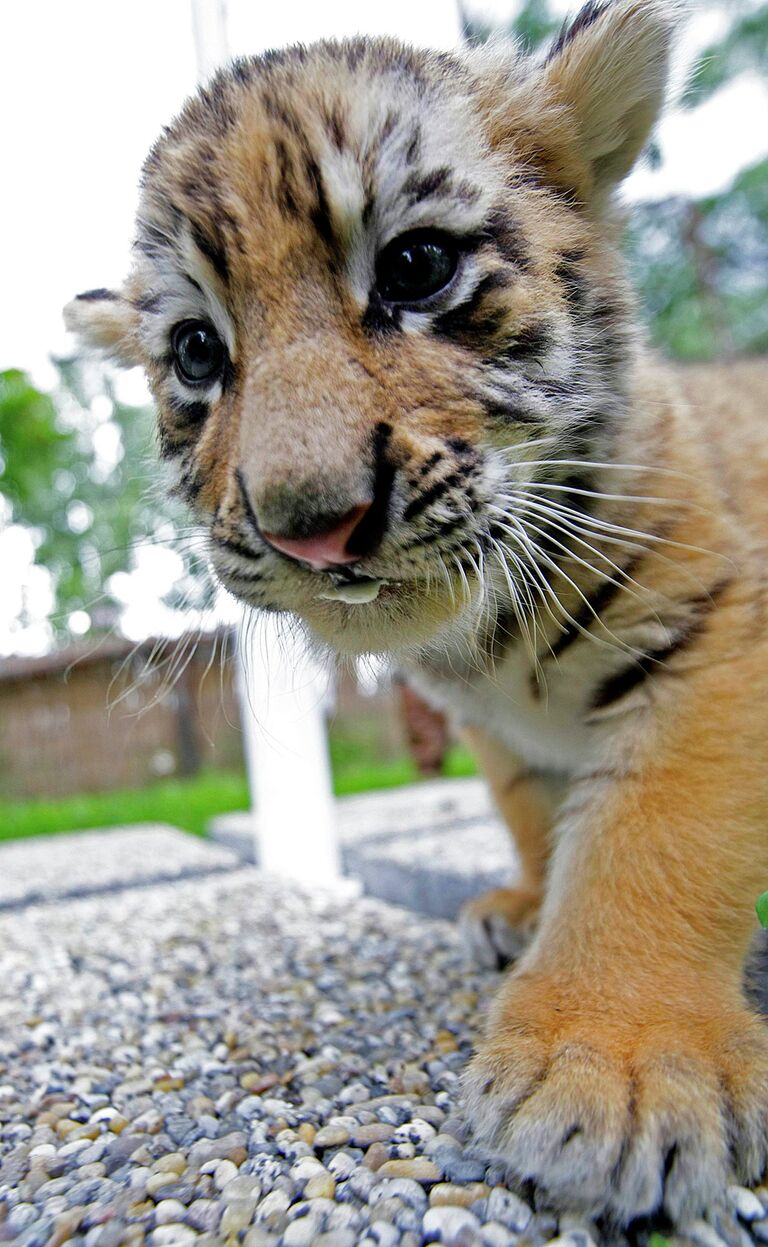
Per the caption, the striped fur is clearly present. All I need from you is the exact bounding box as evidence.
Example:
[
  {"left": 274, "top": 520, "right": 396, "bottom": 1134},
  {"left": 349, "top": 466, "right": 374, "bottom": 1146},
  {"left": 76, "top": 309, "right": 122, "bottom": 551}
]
[{"left": 64, "top": 0, "right": 768, "bottom": 1225}]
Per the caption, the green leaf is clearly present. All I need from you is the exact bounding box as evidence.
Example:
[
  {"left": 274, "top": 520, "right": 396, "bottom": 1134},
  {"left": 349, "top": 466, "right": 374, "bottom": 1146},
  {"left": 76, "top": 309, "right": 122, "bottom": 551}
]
[{"left": 756, "top": 892, "right": 768, "bottom": 929}]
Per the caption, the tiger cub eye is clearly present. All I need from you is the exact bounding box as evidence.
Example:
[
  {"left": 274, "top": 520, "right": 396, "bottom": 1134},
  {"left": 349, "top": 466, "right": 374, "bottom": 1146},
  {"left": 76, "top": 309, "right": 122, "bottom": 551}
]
[
  {"left": 376, "top": 231, "right": 458, "bottom": 304},
  {"left": 172, "top": 320, "right": 225, "bottom": 383}
]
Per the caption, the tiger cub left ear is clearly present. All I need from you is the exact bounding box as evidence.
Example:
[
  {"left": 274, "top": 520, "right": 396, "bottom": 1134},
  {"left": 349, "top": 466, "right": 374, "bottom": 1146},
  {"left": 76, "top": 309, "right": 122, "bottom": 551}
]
[
  {"left": 542, "top": 0, "right": 680, "bottom": 194},
  {"left": 63, "top": 287, "right": 143, "bottom": 368}
]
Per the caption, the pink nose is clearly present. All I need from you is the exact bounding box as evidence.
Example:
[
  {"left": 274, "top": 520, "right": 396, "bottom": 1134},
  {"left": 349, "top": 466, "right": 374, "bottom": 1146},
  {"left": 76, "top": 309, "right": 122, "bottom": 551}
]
[{"left": 262, "top": 503, "right": 372, "bottom": 570}]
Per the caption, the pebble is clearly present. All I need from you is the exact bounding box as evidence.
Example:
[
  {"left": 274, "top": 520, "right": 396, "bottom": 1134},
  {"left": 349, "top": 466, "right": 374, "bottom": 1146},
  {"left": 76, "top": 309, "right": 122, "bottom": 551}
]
[
  {"left": 486, "top": 1187, "right": 533, "bottom": 1232},
  {"left": 423, "top": 1204, "right": 481, "bottom": 1241},
  {"left": 377, "top": 1158, "right": 442, "bottom": 1182},
  {"left": 431, "top": 1182, "right": 490, "bottom": 1208}
]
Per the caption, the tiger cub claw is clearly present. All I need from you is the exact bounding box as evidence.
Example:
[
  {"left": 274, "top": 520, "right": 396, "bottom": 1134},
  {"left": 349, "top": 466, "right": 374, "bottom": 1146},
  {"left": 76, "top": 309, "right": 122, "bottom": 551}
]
[
  {"left": 460, "top": 885, "right": 542, "bottom": 970},
  {"left": 463, "top": 987, "right": 768, "bottom": 1223}
]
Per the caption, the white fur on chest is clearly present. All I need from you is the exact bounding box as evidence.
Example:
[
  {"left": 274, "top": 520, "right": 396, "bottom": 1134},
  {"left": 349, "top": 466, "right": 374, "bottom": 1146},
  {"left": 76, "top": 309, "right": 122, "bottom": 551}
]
[{"left": 408, "top": 637, "right": 615, "bottom": 773}]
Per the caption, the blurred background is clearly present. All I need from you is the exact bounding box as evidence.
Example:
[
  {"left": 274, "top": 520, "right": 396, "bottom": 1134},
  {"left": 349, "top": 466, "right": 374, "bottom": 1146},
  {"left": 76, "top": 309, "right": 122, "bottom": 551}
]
[{"left": 1, "top": 0, "right": 766, "bottom": 847}]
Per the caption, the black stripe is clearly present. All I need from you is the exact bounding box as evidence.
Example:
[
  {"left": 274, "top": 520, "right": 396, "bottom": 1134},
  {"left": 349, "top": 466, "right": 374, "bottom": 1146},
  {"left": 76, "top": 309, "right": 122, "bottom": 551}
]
[
  {"left": 402, "top": 167, "right": 452, "bottom": 204},
  {"left": 433, "top": 273, "right": 509, "bottom": 346},
  {"left": 274, "top": 140, "right": 299, "bottom": 216},
  {"left": 325, "top": 109, "right": 345, "bottom": 151},
  {"left": 134, "top": 292, "right": 164, "bottom": 313},
  {"left": 555, "top": 249, "right": 588, "bottom": 309},
  {"left": 403, "top": 477, "right": 452, "bottom": 522},
  {"left": 75, "top": 287, "right": 119, "bottom": 302},
  {"left": 419, "top": 451, "right": 444, "bottom": 476},
  {"left": 167, "top": 398, "right": 210, "bottom": 428},
  {"left": 363, "top": 292, "right": 402, "bottom": 335},
  {"left": 548, "top": 556, "right": 644, "bottom": 661},
  {"left": 216, "top": 535, "right": 263, "bottom": 563},
  {"left": 494, "top": 322, "right": 552, "bottom": 364},
  {"left": 546, "top": 1, "right": 610, "bottom": 62},
  {"left": 304, "top": 155, "right": 334, "bottom": 247},
  {"left": 235, "top": 469, "right": 263, "bottom": 541},
  {"left": 190, "top": 222, "right": 229, "bottom": 285},
  {"left": 406, "top": 127, "right": 421, "bottom": 166},
  {"left": 589, "top": 584, "right": 730, "bottom": 710},
  {"left": 445, "top": 436, "right": 475, "bottom": 459},
  {"left": 482, "top": 396, "right": 541, "bottom": 425},
  {"left": 484, "top": 207, "right": 530, "bottom": 271}
]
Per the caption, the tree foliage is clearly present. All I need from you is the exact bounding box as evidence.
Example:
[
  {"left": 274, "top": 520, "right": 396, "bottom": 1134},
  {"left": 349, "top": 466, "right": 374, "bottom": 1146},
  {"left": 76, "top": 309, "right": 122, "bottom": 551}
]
[
  {"left": 461, "top": 0, "right": 768, "bottom": 362},
  {"left": 0, "top": 363, "right": 210, "bottom": 646}
]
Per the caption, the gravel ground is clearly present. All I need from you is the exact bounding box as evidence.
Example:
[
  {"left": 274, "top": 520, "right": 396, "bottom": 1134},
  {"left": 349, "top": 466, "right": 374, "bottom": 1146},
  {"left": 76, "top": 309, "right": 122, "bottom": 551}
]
[{"left": 1, "top": 866, "right": 767, "bottom": 1247}]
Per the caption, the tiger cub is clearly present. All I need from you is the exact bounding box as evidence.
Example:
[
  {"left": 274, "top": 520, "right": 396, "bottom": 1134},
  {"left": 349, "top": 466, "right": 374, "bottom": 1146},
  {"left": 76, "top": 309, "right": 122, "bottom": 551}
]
[{"left": 65, "top": 0, "right": 768, "bottom": 1222}]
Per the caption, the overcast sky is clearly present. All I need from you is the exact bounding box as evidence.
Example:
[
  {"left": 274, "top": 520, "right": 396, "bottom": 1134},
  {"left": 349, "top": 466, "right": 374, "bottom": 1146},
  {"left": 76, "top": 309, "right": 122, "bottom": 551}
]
[{"left": 2, "top": 0, "right": 767, "bottom": 654}]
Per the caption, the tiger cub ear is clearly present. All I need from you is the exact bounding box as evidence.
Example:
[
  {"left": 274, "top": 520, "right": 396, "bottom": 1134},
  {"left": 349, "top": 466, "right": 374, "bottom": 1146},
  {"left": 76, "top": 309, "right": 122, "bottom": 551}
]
[
  {"left": 541, "top": 0, "right": 679, "bottom": 195},
  {"left": 63, "top": 287, "right": 143, "bottom": 368}
]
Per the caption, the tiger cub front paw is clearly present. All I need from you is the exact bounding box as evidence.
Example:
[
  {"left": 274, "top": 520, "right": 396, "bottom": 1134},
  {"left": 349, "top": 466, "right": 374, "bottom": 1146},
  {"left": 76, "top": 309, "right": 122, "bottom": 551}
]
[
  {"left": 460, "top": 885, "right": 541, "bottom": 969},
  {"left": 463, "top": 981, "right": 768, "bottom": 1223}
]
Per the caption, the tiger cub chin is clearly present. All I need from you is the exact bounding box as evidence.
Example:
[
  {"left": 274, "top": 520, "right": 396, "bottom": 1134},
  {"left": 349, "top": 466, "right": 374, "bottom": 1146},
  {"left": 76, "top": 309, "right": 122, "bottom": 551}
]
[{"left": 65, "top": 0, "right": 768, "bottom": 1223}]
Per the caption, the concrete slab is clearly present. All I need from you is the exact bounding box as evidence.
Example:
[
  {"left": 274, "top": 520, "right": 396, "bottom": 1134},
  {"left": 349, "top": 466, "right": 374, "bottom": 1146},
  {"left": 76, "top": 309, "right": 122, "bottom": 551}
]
[
  {"left": 209, "top": 777, "right": 519, "bottom": 920},
  {"left": 0, "top": 824, "right": 241, "bottom": 911}
]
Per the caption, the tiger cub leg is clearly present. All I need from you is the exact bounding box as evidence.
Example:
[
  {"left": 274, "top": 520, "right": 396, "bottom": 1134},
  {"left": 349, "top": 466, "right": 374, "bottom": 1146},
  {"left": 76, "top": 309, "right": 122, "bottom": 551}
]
[
  {"left": 460, "top": 724, "right": 556, "bottom": 968},
  {"left": 463, "top": 657, "right": 768, "bottom": 1221}
]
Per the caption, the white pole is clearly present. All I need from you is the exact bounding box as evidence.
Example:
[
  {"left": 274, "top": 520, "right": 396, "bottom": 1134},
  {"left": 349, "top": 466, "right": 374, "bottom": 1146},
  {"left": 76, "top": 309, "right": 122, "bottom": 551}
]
[
  {"left": 191, "top": 0, "right": 343, "bottom": 886},
  {"left": 238, "top": 617, "right": 343, "bottom": 887}
]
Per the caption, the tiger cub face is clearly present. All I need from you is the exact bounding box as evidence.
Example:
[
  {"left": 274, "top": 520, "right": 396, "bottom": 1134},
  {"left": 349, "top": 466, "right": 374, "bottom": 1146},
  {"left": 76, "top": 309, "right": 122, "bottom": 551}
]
[{"left": 65, "top": 1, "right": 675, "bottom": 657}]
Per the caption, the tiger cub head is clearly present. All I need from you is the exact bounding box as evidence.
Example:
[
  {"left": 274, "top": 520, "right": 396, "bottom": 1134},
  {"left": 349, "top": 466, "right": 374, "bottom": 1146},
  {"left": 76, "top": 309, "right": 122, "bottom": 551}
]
[{"left": 65, "top": 0, "right": 676, "bottom": 657}]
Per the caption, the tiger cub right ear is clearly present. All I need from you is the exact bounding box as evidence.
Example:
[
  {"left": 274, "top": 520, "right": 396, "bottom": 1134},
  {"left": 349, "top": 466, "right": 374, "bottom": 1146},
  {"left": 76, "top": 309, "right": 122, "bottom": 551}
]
[
  {"left": 541, "top": 0, "right": 680, "bottom": 196},
  {"left": 63, "top": 287, "right": 143, "bottom": 368}
]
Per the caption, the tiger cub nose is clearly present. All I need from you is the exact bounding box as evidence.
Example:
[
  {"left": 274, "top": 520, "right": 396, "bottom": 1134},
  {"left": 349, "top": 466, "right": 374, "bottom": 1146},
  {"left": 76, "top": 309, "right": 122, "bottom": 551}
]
[{"left": 262, "top": 502, "right": 372, "bottom": 570}]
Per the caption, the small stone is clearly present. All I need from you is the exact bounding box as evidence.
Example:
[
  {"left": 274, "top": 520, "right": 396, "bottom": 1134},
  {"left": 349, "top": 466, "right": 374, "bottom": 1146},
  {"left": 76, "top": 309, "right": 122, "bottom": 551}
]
[
  {"left": 327, "top": 1152, "right": 357, "bottom": 1180},
  {"left": 314, "top": 1125, "right": 350, "bottom": 1149},
  {"left": 377, "top": 1158, "right": 441, "bottom": 1183},
  {"left": 370, "top": 1179, "right": 428, "bottom": 1211},
  {"left": 480, "top": 1223, "right": 516, "bottom": 1247},
  {"left": 212, "top": 1159, "right": 239, "bottom": 1190},
  {"left": 254, "top": 1189, "right": 291, "bottom": 1227},
  {"left": 305, "top": 1172, "right": 336, "bottom": 1201},
  {"left": 430, "top": 1183, "right": 489, "bottom": 1208},
  {"left": 146, "top": 1172, "right": 180, "bottom": 1198},
  {"left": 241, "top": 1073, "right": 280, "bottom": 1093},
  {"left": 150, "top": 1226, "right": 197, "bottom": 1246},
  {"left": 152, "top": 1154, "right": 187, "bottom": 1175},
  {"left": 186, "top": 1200, "right": 222, "bottom": 1233},
  {"left": 423, "top": 1204, "right": 481, "bottom": 1242},
  {"left": 365, "top": 1224, "right": 400, "bottom": 1247},
  {"left": 221, "top": 1175, "right": 262, "bottom": 1203},
  {"left": 45, "top": 1209, "right": 87, "bottom": 1247},
  {"left": 485, "top": 1187, "right": 532, "bottom": 1233},
  {"left": 297, "top": 1123, "right": 316, "bottom": 1145},
  {"left": 364, "top": 1143, "right": 389, "bottom": 1172},
  {"left": 243, "top": 1229, "right": 278, "bottom": 1247},
  {"left": 153, "top": 1077, "right": 185, "bottom": 1093},
  {"left": 154, "top": 1199, "right": 188, "bottom": 1225},
  {"left": 221, "top": 1201, "right": 257, "bottom": 1236},
  {"left": 392, "top": 1119, "right": 436, "bottom": 1147},
  {"left": 351, "top": 1124, "right": 395, "bottom": 1147}
]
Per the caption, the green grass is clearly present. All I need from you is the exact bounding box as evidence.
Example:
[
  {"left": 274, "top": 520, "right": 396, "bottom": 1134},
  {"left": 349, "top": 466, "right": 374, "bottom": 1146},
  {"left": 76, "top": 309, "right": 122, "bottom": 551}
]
[
  {"left": 0, "top": 745, "right": 479, "bottom": 842},
  {"left": 0, "top": 770, "right": 250, "bottom": 841}
]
